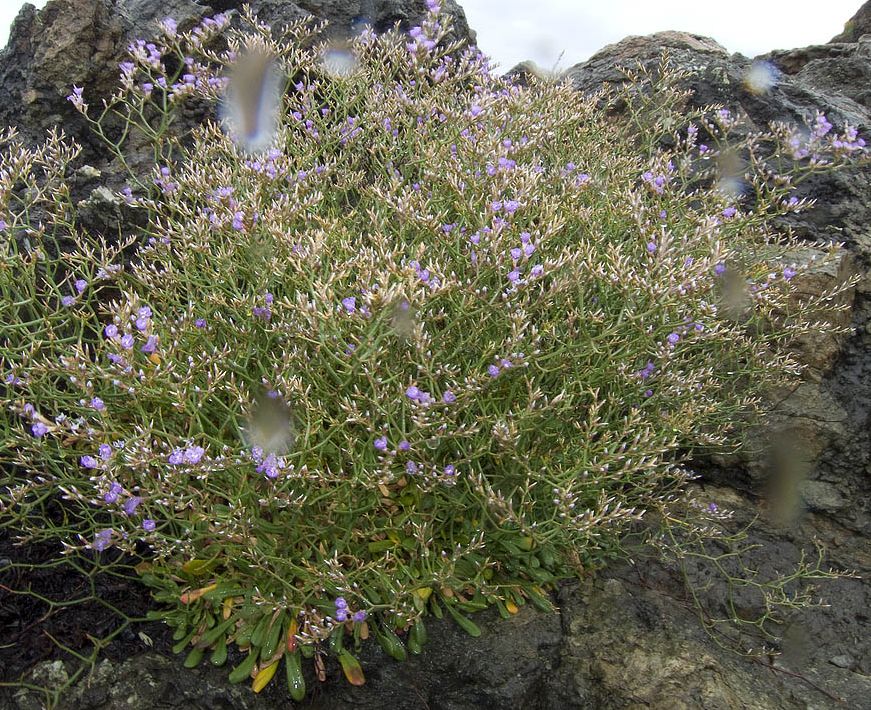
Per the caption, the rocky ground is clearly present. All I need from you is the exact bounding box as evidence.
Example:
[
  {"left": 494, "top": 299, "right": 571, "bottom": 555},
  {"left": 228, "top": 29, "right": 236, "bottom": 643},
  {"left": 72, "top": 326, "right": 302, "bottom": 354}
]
[{"left": 1, "top": 1, "right": 870, "bottom": 708}]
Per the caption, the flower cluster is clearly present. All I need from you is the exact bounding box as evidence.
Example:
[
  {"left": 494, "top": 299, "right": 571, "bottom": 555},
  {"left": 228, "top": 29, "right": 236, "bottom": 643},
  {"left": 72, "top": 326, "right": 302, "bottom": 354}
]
[{"left": 1, "top": 1, "right": 867, "bottom": 697}]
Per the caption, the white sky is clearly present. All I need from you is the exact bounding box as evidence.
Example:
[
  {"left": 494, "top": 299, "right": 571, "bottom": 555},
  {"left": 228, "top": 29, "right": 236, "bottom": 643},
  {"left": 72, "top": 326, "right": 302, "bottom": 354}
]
[{"left": 0, "top": 0, "right": 861, "bottom": 71}]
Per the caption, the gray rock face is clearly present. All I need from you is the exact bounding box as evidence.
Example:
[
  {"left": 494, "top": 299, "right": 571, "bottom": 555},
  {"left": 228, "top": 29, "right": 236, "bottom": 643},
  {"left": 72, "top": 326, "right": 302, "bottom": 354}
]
[
  {"left": 2, "top": 2, "right": 871, "bottom": 709},
  {"left": 565, "top": 27, "right": 871, "bottom": 535},
  {"left": 830, "top": 0, "right": 871, "bottom": 42},
  {"left": 0, "top": 0, "right": 475, "bottom": 160}
]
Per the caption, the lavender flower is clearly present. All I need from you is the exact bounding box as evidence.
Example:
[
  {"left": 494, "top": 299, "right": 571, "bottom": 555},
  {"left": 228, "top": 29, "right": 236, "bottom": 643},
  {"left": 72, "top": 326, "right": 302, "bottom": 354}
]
[
  {"left": 92, "top": 529, "right": 114, "bottom": 552},
  {"left": 104, "top": 482, "right": 123, "bottom": 504},
  {"left": 183, "top": 445, "right": 205, "bottom": 464},
  {"left": 31, "top": 422, "right": 48, "bottom": 437},
  {"left": 80, "top": 455, "right": 98, "bottom": 468},
  {"left": 374, "top": 436, "right": 388, "bottom": 451},
  {"left": 142, "top": 519, "right": 156, "bottom": 532},
  {"left": 121, "top": 496, "right": 142, "bottom": 515}
]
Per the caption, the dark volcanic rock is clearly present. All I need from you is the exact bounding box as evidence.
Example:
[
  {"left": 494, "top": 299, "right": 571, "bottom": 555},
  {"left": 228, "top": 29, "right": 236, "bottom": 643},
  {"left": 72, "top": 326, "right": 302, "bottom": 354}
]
[
  {"left": 565, "top": 28, "right": 871, "bottom": 531},
  {"left": 0, "top": 0, "right": 475, "bottom": 160},
  {"left": 830, "top": 0, "right": 871, "bottom": 42}
]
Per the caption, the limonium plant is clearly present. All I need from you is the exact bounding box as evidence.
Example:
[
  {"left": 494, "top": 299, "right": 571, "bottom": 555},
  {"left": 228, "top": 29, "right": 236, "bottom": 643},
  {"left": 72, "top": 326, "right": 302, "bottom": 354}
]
[{"left": 1, "top": 1, "right": 866, "bottom": 698}]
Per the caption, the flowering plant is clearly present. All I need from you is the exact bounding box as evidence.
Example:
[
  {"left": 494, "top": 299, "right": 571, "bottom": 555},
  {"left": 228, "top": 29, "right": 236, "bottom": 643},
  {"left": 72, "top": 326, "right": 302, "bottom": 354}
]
[{"left": 1, "top": 2, "right": 865, "bottom": 698}]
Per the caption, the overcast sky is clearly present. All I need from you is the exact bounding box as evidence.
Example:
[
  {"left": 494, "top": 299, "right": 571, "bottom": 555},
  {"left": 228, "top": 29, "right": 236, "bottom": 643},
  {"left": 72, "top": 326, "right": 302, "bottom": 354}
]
[{"left": 0, "top": 0, "right": 860, "bottom": 71}]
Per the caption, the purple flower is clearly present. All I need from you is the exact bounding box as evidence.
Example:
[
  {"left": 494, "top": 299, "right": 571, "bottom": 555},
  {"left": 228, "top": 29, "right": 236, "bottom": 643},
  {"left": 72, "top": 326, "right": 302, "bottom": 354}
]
[
  {"left": 667, "top": 333, "right": 680, "bottom": 346},
  {"left": 167, "top": 449, "right": 184, "bottom": 465},
  {"left": 442, "top": 390, "right": 456, "bottom": 404},
  {"left": 62, "top": 295, "right": 76, "bottom": 307},
  {"left": 256, "top": 453, "right": 282, "bottom": 478},
  {"left": 252, "top": 306, "right": 271, "bottom": 321},
  {"left": 232, "top": 212, "right": 244, "bottom": 231},
  {"left": 469, "top": 105, "right": 483, "bottom": 117},
  {"left": 637, "top": 361, "right": 656, "bottom": 380},
  {"left": 398, "top": 440, "right": 411, "bottom": 451},
  {"left": 523, "top": 243, "right": 536, "bottom": 257},
  {"left": 31, "top": 422, "right": 48, "bottom": 437},
  {"left": 160, "top": 17, "right": 177, "bottom": 37},
  {"left": 335, "top": 597, "right": 348, "bottom": 609},
  {"left": 714, "top": 262, "right": 726, "bottom": 276},
  {"left": 405, "top": 461, "right": 418, "bottom": 474},
  {"left": 142, "top": 518, "right": 156, "bottom": 532},
  {"left": 141, "top": 335, "right": 158, "bottom": 354},
  {"left": 74, "top": 279, "right": 88, "bottom": 294},
  {"left": 374, "top": 436, "right": 388, "bottom": 452},
  {"left": 352, "top": 610, "right": 367, "bottom": 623},
  {"left": 184, "top": 445, "right": 205, "bottom": 464},
  {"left": 98, "top": 443, "right": 113, "bottom": 460},
  {"left": 123, "top": 496, "right": 142, "bottom": 515},
  {"left": 406, "top": 385, "right": 421, "bottom": 400},
  {"left": 134, "top": 317, "right": 149, "bottom": 331},
  {"left": 708, "top": 502, "right": 718, "bottom": 513},
  {"left": 104, "top": 324, "right": 119, "bottom": 339},
  {"left": 194, "top": 318, "right": 207, "bottom": 328},
  {"left": 530, "top": 264, "right": 544, "bottom": 277},
  {"left": 335, "top": 609, "right": 348, "bottom": 622},
  {"left": 504, "top": 200, "right": 519, "bottom": 214},
  {"left": 646, "top": 242, "right": 657, "bottom": 253},
  {"left": 93, "top": 529, "right": 113, "bottom": 552},
  {"left": 104, "top": 482, "right": 123, "bottom": 504},
  {"left": 722, "top": 206, "right": 737, "bottom": 218},
  {"left": 342, "top": 297, "right": 356, "bottom": 313},
  {"left": 80, "top": 455, "right": 98, "bottom": 468},
  {"left": 510, "top": 247, "right": 522, "bottom": 261},
  {"left": 507, "top": 270, "right": 521, "bottom": 283},
  {"left": 783, "top": 267, "right": 797, "bottom": 281},
  {"left": 644, "top": 389, "right": 653, "bottom": 398},
  {"left": 120, "top": 334, "right": 135, "bottom": 350},
  {"left": 487, "top": 364, "right": 500, "bottom": 378},
  {"left": 444, "top": 464, "right": 456, "bottom": 476}
]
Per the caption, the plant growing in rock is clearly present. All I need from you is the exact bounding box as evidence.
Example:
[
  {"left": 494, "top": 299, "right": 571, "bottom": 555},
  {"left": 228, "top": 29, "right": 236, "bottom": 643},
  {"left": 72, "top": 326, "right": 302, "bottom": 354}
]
[{"left": 1, "top": 2, "right": 866, "bottom": 698}]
